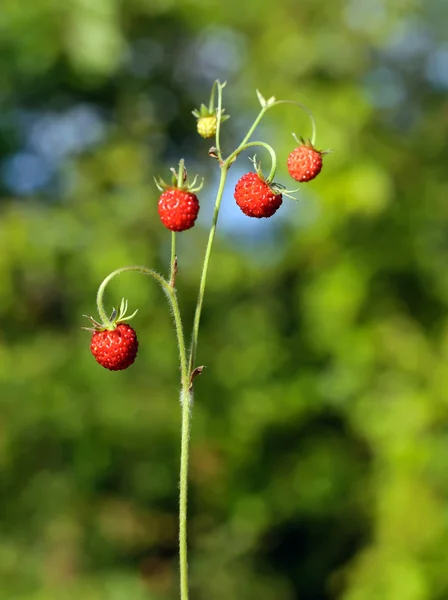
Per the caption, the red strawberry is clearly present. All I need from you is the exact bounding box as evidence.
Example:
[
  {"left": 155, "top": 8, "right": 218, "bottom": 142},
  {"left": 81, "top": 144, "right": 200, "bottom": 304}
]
[
  {"left": 234, "top": 172, "right": 283, "bottom": 218},
  {"left": 158, "top": 188, "right": 199, "bottom": 232},
  {"left": 90, "top": 323, "right": 138, "bottom": 371},
  {"left": 155, "top": 160, "right": 203, "bottom": 232},
  {"left": 287, "top": 143, "right": 323, "bottom": 182}
]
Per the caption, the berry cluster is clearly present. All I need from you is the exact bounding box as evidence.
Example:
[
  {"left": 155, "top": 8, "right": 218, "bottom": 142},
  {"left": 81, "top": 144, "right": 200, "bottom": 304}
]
[
  {"left": 155, "top": 142, "right": 324, "bottom": 229},
  {"left": 86, "top": 85, "right": 327, "bottom": 370}
]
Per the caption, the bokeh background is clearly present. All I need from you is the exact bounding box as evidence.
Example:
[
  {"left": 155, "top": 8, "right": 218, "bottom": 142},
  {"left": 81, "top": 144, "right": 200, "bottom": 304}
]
[{"left": 1, "top": 0, "right": 448, "bottom": 598}]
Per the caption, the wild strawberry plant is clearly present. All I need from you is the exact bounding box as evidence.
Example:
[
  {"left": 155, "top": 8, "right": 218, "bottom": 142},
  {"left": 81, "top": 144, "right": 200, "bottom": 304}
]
[{"left": 84, "top": 80, "right": 326, "bottom": 599}]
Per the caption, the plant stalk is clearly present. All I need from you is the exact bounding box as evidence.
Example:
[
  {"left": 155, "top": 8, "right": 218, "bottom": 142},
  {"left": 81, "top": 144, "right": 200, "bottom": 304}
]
[
  {"left": 179, "top": 385, "right": 192, "bottom": 600},
  {"left": 188, "top": 164, "right": 228, "bottom": 373}
]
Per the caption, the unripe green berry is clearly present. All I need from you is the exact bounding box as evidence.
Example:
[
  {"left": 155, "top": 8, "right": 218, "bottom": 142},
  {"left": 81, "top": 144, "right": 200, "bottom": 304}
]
[{"left": 196, "top": 115, "right": 217, "bottom": 139}]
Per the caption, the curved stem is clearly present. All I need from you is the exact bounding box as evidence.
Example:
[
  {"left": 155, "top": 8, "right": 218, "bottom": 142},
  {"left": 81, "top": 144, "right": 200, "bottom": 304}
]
[
  {"left": 269, "top": 99, "right": 317, "bottom": 145},
  {"left": 236, "top": 97, "right": 317, "bottom": 150},
  {"left": 188, "top": 165, "right": 228, "bottom": 373},
  {"left": 95, "top": 265, "right": 188, "bottom": 386},
  {"left": 96, "top": 266, "right": 169, "bottom": 326},
  {"left": 227, "top": 140, "right": 277, "bottom": 182}
]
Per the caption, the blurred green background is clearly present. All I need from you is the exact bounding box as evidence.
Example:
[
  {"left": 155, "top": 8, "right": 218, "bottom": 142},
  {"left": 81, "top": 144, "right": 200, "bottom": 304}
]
[{"left": 1, "top": 0, "right": 448, "bottom": 598}]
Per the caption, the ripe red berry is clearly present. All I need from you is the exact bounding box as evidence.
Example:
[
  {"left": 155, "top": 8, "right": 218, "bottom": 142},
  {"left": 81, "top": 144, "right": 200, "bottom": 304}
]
[
  {"left": 158, "top": 188, "right": 200, "bottom": 232},
  {"left": 234, "top": 172, "right": 283, "bottom": 218},
  {"left": 287, "top": 144, "right": 323, "bottom": 182},
  {"left": 90, "top": 323, "right": 138, "bottom": 371}
]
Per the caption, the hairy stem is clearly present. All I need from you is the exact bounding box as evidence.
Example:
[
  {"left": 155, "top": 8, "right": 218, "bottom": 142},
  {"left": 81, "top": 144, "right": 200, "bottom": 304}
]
[
  {"left": 177, "top": 83, "right": 316, "bottom": 599},
  {"left": 170, "top": 232, "right": 178, "bottom": 286},
  {"left": 96, "top": 265, "right": 192, "bottom": 599},
  {"left": 179, "top": 385, "right": 192, "bottom": 600}
]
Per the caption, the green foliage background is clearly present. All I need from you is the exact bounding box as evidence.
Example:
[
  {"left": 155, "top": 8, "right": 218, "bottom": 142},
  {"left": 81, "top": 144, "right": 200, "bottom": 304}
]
[{"left": 1, "top": 0, "right": 448, "bottom": 598}]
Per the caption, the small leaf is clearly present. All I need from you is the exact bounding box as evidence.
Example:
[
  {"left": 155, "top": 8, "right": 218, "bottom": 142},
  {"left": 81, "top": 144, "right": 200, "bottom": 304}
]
[{"left": 256, "top": 89, "right": 267, "bottom": 107}]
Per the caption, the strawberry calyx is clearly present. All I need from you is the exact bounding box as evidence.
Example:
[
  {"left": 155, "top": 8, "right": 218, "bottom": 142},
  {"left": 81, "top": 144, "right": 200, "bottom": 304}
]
[
  {"left": 291, "top": 134, "right": 331, "bottom": 156},
  {"left": 154, "top": 159, "right": 204, "bottom": 194},
  {"left": 271, "top": 181, "right": 301, "bottom": 200},
  {"left": 191, "top": 104, "right": 229, "bottom": 124},
  {"left": 192, "top": 103, "right": 215, "bottom": 121},
  {"left": 248, "top": 154, "right": 300, "bottom": 200},
  {"left": 82, "top": 298, "right": 138, "bottom": 332},
  {"left": 249, "top": 154, "right": 274, "bottom": 185},
  {"left": 247, "top": 154, "right": 286, "bottom": 196}
]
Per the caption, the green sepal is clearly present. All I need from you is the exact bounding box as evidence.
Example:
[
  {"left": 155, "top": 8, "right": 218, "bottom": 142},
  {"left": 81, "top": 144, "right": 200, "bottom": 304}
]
[
  {"left": 82, "top": 298, "right": 138, "bottom": 332},
  {"left": 154, "top": 160, "right": 204, "bottom": 194}
]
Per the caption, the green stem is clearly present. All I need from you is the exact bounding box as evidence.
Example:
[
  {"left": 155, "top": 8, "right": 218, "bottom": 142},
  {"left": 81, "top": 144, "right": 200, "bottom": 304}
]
[
  {"left": 176, "top": 159, "right": 186, "bottom": 186},
  {"left": 240, "top": 107, "right": 269, "bottom": 148},
  {"left": 171, "top": 232, "right": 176, "bottom": 271},
  {"left": 180, "top": 139, "right": 275, "bottom": 599},
  {"left": 179, "top": 385, "right": 191, "bottom": 600},
  {"left": 187, "top": 143, "right": 278, "bottom": 375},
  {"left": 188, "top": 165, "right": 228, "bottom": 373},
  {"left": 170, "top": 232, "right": 177, "bottom": 286},
  {"left": 179, "top": 169, "right": 232, "bottom": 600},
  {"left": 208, "top": 79, "right": 218, "bottom": 113},
  {"left": 178, "top": 86, "right": 315, "bottom": 600},
  {"left": 170, "top": 292, "right": 189, "bottom": 390},
  {"left": 270, "top": 99, "right": 317, "bottom": 145},
  {"left": 215, "top": 81, "right": 225, "bottom": 160},
  {"left": 237, "top": 98, "right": 317, "bottom": 151}
]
